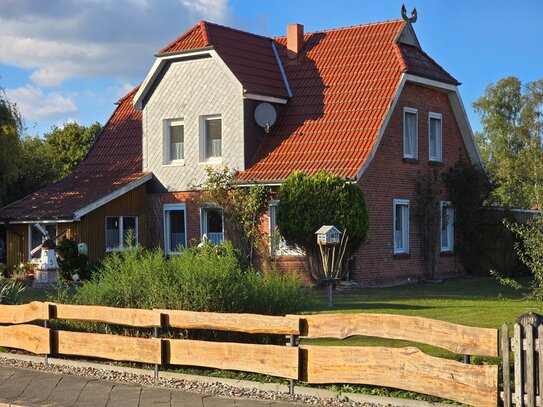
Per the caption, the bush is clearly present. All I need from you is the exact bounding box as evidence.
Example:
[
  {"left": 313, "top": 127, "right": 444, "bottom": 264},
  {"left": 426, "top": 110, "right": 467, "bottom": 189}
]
[
  {"left": 68, "top": 242, "right": 309, "bottom": 316},
  {"left": 0, "top": 277, "right": 25, "bottom": 304},
  {"left": 56, "top": 237, "right": 89, "bottom": 281},
  {"left": 505, "top": 214, "right": 543, "bottom": 299}
]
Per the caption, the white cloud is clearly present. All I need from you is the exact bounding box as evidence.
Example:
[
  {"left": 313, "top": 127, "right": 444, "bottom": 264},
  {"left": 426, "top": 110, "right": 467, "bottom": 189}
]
[
  {"left": 0, "top": 0, "right": 233, "bottom": 86},
  {"left": 5, "top": 85, "right": 78, "bottom": 120}
]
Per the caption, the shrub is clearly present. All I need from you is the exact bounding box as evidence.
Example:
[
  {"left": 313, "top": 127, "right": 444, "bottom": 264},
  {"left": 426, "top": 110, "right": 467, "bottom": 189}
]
[
  {"left": 0, "top": 277, "right": 25, "bottom": 304},
  {"left": 56, "top": 237, "right": 89, "bottom": 281},
  {"left": 68, "top": 242, "right": 309, "bottom": 316},
  {"left": 277, "top": 170, "right": 369, "bottom": 283},
  {"left": 504, "top": 214, "right": 543, "bottom": 299}
]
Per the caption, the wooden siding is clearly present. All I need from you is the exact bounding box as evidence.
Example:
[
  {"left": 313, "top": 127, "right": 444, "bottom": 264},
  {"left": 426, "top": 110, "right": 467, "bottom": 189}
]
[
  {"left": 5, "top": 184, "right": 148, "bottom": 268},
  {"left": 65, "top": 184, "right": 148, "bottom": 263},
  {"left": 6, "top": 223, "right": 27, "bottom": 269}
]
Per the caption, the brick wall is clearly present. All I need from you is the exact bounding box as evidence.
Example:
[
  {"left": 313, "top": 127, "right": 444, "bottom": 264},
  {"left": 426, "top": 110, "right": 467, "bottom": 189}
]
[
  {"left": 148, "top": 191, "right": 202, "bottom": 249},
  {"left": 353, "top": 82, "right": 468, "bottom": 286}
]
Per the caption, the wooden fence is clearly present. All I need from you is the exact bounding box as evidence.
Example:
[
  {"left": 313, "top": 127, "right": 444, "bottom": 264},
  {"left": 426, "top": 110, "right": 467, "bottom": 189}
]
[
  {"left": 502, "top": 312, "right": 543, "bottom": 406},
  {"left": 0, "top": 302, "right": 499, "bottom": 406}
]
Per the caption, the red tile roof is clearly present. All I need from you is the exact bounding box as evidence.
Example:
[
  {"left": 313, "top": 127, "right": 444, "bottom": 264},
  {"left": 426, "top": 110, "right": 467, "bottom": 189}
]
[
  {"left": 160, "top": 22, "right": 289, "bottom": 99},
  {"left": 0, "top": 88, "right": 148, "bottom": 221},
  {"left": 239, "top": 20, "right": 405, "bottom": 181}
]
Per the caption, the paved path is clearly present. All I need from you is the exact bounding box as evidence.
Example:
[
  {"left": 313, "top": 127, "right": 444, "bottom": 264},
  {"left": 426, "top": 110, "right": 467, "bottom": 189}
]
[{"left": 0, "top": 366, "right": 298, "bottom": 407}]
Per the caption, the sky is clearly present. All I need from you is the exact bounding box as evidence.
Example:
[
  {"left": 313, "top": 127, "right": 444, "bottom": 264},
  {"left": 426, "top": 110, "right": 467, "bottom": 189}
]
[{"left": 0, "top": 0, "right": 541, "bottom": 136}]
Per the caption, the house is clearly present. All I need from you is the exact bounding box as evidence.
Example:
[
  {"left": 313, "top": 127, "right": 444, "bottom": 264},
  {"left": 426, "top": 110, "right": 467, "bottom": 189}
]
[{"left": 0, "top": 12, "right": 482, "bottom": 286}]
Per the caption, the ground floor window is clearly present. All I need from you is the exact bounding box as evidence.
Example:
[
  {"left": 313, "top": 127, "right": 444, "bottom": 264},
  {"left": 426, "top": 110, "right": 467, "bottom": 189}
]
[
  {"left": 441, "top": 201, "right": 454, "bottom": 252},
  {"left": 268, "top": 200, "right": 302, "bottom": 256},
  {"left": 200, "top": 208, "right": 224, "bottom": 244},
  {"left": 29, "top": 223, "right": 57, "bottom": 260},
  {"left": 105, "top": 216, "right": 138, "bottom": 251},
  {"left": 393, "top": 199, "right": 409, "bottom": 254},
  {"left": 164, "top": 204, "right": 186, "bottom": 254}
]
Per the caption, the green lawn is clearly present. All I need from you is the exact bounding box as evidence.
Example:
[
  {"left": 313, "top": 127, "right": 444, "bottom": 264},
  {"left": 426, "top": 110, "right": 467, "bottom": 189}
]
[{"left": 302, "top": 276, "right": 538, "bottom": 356}]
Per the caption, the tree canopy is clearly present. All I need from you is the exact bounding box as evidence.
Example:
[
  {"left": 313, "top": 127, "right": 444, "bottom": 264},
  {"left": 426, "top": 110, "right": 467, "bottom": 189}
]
[
  {"left": 474, "top": 76, "right": 543, "bottom": 208},
  {"left": 0, "top": 87, "right": 102, "bottom": 208}
]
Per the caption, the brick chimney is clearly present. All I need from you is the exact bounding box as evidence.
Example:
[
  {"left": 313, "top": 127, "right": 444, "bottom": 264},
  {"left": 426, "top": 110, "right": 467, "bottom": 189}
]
[{"left": 287, "top": 23, "right": 304, "bottom": 60}]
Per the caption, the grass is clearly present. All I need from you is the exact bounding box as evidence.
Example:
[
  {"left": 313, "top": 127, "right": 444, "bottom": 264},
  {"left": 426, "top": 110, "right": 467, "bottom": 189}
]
[{"left": 301, "top": 276, "right": 538, "bottom": 356}]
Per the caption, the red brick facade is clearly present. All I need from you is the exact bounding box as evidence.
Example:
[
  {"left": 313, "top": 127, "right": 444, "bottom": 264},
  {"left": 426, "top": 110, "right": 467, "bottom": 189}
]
[{"left": 353, "top": 83, "right": 468, "bottom": 286}]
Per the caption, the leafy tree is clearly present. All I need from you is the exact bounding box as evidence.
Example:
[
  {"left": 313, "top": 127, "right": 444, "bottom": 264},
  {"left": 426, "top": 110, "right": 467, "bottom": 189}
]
[
  {"left": 474, "top": 76, "right": 543, "bottom": 208},
  {"left": 0, "top": 88, "right": 23, "bottom": 207},
  {"left": 276, "top": 170, "right": 369, "bottom": 283},
  {"left": 44, "top": 122, "right": 102, "bottom": 178},
  {"left": 196, "top": 167, "right": 270, "bottom": 266}
]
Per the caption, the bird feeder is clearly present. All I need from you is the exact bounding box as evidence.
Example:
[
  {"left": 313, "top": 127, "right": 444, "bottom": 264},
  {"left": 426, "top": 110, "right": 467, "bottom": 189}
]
[{"left": 315, "top": 225, "right": 342, "bottom": 245}]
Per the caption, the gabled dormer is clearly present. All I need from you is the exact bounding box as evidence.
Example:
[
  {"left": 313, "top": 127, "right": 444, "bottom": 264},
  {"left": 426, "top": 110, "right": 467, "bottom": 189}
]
[{"left": 132, "top": 21, "right": 291, "bottom": 192}]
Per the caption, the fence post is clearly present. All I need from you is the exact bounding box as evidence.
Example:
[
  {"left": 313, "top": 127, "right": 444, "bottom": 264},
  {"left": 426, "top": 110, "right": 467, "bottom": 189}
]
[
  {"left": 517, "top": 312, "right": 543, "bottom": 407},
  {"left": 153, "top": 326, "right": 159, "bottom": 379},
  {"left": 288, "top": 334, "right": 297, "bottom": 395},
  {"left": 514, "top": 323, "right": 524, "bottom": 406},
  {"left": 502, "top": 323, "right": 511, "bottom": 407}
]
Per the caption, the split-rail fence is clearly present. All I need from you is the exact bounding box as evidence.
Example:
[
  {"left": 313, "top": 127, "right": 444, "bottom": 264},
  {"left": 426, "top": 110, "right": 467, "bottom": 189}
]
[{"left": 0, "top": 302, "right": 499, "bottom": 406}]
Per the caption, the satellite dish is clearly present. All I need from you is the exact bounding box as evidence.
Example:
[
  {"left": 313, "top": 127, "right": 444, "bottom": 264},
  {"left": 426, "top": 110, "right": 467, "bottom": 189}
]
[{"left": 254, "top": 103, "right": 277, "bottom": 133}]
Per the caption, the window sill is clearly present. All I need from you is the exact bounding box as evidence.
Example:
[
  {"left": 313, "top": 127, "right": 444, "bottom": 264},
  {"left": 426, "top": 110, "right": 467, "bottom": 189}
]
[
  {"left": 429, "top": 160, "right": 443, "bottom": 167},
  {"left": 106, "top": 247, "right": 134, "bottom": 253},
  {"left": 198, "top": 159, "right": 222, "bottom": 166},
  {"left": 440, "top": 251, "right": 455, "bottom": 257},
  {"left": 403, "top": 158, "right": 419, "bottom": 164},
  {"left": 393, "top": 252, "right": 411, "bottom": 259},
  {"left": 163, "top": 160, "right": 185, "bottom": 167}
]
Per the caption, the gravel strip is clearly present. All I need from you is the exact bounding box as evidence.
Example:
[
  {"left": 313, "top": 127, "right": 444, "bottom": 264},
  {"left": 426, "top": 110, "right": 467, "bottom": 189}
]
[{"left": 0, "top": 357, "right": 386, "bottom": 407}]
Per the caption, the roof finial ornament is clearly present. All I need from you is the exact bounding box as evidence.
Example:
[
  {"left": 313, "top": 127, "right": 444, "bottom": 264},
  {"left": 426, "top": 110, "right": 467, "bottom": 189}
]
[{"left": 401, "top": 4, "right": 417, "bottom": 24}]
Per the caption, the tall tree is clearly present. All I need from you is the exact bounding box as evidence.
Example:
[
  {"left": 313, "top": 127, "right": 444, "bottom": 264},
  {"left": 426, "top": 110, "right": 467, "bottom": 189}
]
[
  {"left": 474, "top": 76, "right": 543, "bottom": 208},
  {"left": 44, "top": 122, "right": 102, "bottom": 178},
  {"left": 0, "top": 89, "right": 23, "bottom": 208}
]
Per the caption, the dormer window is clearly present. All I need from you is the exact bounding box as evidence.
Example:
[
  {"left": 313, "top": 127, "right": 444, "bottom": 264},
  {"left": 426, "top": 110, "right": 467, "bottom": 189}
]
[
  {"left": 164, "top": 119, "right": 184, "bottom": 165},
  {"left": 200, "top": 115, "right": 222, "bottom": 161},
  {"left": 403, "top": 107, "right": 418, "bottom": 159}
]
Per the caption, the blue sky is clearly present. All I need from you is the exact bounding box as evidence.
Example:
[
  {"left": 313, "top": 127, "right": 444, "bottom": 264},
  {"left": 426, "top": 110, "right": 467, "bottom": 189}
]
[{"left": 0, "top": 0, "right": 541, "bottom": 136}]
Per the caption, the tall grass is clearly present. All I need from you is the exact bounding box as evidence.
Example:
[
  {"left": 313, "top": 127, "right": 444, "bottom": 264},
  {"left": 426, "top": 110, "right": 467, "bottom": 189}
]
[{"left": 68, "top": 242, "right": 309, "bottom": 316}]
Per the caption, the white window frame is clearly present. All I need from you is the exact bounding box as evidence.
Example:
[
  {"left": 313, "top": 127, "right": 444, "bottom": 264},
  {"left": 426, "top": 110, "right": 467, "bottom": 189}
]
[
  {"left": 428, "top": 112, "right": 442, "bottom": 162},
  {"left": 163, "top": 119, "right": 185, "bottom": 166},
  {"left": 105, "top": 216, "right": 138, "bottom": 252},
  {"left": 163, "top": 203, "right": 187, "bottom": 255},
  {"left": 200, "top": 207, "right": 224, "bottom": 245},
  {"left": 403, "top": 107, "right": 418, "bottom": 159},
  {"left": 199, "top": 115, "right": 222, "bottom": 163},
  {"left": 28, "top": 223, "right": 58, "bottom": 262},
  {"left": 393, "top": 199, "right": 410, "bottom": 254},
  {"left": 268, "top": 200, "right": 303, "bottom": 256},
  {"left": 440, "top": 201, "right": 454, "bottom": 252}
]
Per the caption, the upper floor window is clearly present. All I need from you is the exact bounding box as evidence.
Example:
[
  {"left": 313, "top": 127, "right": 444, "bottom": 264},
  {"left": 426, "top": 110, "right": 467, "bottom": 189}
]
[
  {"left": 200, "top": 115, "right": 222, "bottom": 161},
  {"left": 429, "top": 112, "right": 442, "bottom": 162},
  {"left": 164, "top": 119, "right": 184, "bottom": 165},
  {"left": 403, "top": 107, "right": 418, "bottom": 159},
  {"left": 106, "top": 216, "right": 137, "bottom": 252},
  {"left": 440, "top": 201, "right": 454, "bottom": 252},
  {"left": 393, "top": 199, "right": 409, "bottom": 254},
  {"left": 200, "top": 207, "right": 224, "bottom": 245}
]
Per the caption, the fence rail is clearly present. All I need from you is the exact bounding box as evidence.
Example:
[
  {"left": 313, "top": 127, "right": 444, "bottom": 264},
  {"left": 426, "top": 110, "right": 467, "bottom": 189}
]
[{"left": 0, "top": 302, "right": 499, "bottom": 406}]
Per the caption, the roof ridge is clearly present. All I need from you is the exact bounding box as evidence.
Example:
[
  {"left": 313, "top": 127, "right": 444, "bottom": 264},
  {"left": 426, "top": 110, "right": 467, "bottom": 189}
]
[
  {"left": 203, "top": 21, "right": 273, "bottom": 41},
  {"left": 272, "top": 19, "right": 404, "bottom": 40},
  {"left": 159, "top": 21, "right": 206, "bottom": 54},
  {"left": 116, "top": 84, "right": 141, "bottom": 105}
]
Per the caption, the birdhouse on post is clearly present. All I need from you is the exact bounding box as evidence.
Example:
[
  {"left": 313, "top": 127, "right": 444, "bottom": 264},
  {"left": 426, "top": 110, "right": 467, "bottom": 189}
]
[{"left": 315, "top": 225, "right": 342, "bottom": 245}]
